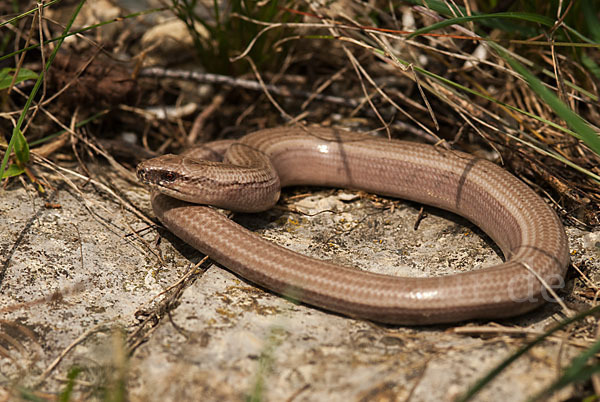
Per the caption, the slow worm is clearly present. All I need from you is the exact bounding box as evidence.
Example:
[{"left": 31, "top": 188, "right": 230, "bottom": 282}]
[{"left": 137, "top": 127, "right": 569, "bottom": 324}]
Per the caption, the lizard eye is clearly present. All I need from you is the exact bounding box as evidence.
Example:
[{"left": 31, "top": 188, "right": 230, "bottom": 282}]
[{"left": 161, "top": 171, "right": 177, "bottom": 182}]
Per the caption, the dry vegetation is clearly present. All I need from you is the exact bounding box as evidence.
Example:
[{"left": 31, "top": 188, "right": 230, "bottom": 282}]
[
  {"left": 1, "top": 0, "right": 599, "bottom": 226},
  {"left": 1, "top": 0, "right": 600, "bottom": 400}
]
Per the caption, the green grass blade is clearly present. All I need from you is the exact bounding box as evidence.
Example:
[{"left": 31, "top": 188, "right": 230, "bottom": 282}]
[
  {"left": 0, "top": 0, "right": 62, "bottom": 28},
  {"left": 582, "top": 54, "right": 600, "bottom": 79},
  {"left": 403, "top": 0, "right": 595, "bottom": 44},
  {"left": 403, "top": 0, "right": 465, "bottom": 16},
  {"left": 582, "top": 0, "right": 600, "bottom": 42},
  {"left": 360, "top": 39, "right": 599, "bottom": 179},
  {"left": 0, "top": 67, "right": 38, "bottom": 89},
  {"left": 58, "top": 366, "right": 81, "bottom": 402},
  {"left": 494, "top": 44, "right": 600, "bottom": 156},
  {"left": 457, "top": 305, "right": 600, "bottom": 402},
  {"left": 13, "top": 127, "right": 29, "bottom": 165},
  {"left": 531, "top": 347, "right": 600, "bottom": 401},
  {"left": 401, "top": 0, "right": 537, "bottom": 35},
  {"left": 389, "top": 53, "right": 586, "bottom": 140},
  {"left": 1, "top": 164, "right": 25, "bottom": 179},
  {"left": 407, "top": 12, "right": 554, "bottom": 39},
  {"left": 505, "top": 132, "right": 600, "bottom": 183},
  {"left": 561, "top": 340, "right": 600, "bottom": 381},
  {"left": 0, "top": 0, "right": 87, "bottom": 182},
  {"left": 28, "top": 110, "right": 108, "bottom": 147}
]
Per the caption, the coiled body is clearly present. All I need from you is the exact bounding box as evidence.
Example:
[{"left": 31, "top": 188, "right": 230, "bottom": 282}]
[{"left": 137, "top": 127, "right": 569, "bottom": 325}]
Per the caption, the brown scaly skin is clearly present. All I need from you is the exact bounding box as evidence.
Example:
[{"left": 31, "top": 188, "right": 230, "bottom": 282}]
[{"left": 137, "top": 127, "right": 569, "bottom": 325}]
